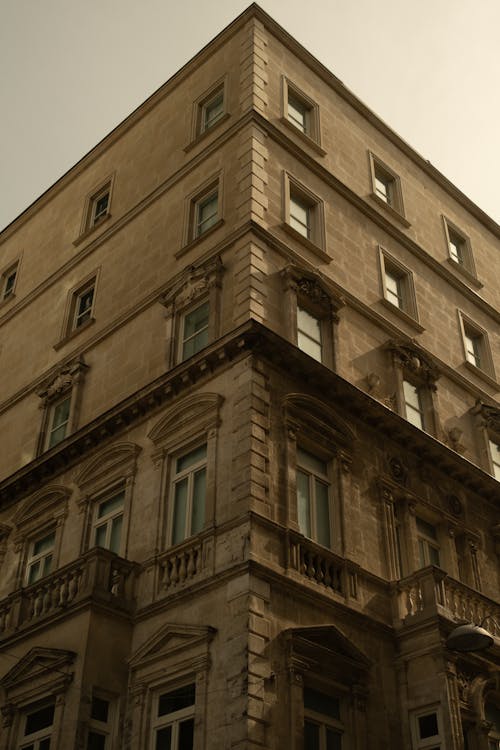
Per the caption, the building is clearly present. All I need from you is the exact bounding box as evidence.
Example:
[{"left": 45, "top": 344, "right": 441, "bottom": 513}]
[{"left": 0, "top": 4, "right": 499, "bottom": 749}]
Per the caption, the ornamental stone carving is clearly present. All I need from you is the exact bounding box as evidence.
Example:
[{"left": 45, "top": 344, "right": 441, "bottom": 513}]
[{"left": 386, "top": 339, "right": 440, "bottom": 387}]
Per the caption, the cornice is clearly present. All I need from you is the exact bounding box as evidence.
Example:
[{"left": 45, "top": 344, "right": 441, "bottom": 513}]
[
  {"left": 1, "top": 321, "right": 498, "bottom": 510},
  {"left": 2, "top": 5, "right": 498, "bottom": 246}
]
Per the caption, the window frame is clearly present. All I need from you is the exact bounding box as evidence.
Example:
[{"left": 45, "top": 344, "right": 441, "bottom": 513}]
[
  {"left": 303, "top": 685, "right": 345, "bottom": 750},
  {"left": 168, "top": 443, "right": 208, "bottom": 548},
  {"left": 388, "top": 341, "right": 439, "bottom": 437},
  {"left": 188, "top": 77, "right": 228, "bottom": 146},
  {"left": 402, "top": 378, "right": 426, "bottom": 431},
  {"left": 442, "top": 216, "right": 479, "bottom": 284},
  {"left": 296, "top": 447, "right": 333, "bottom": 549},
  {"left": 1, "top": 259, "right": 19, "bottom": 302},
  {"left": 19, "top": 701, "right": 55, "bottom": 750},
  {"left": 410, "top": 707, "right": 443, "bottom": 749},
  {"left": 56, "top": 271, "right": 100, "bottom": 348},
  {"left": 150, "top": 682, "right": 196, "bottom": 750},
  {"left": 178, "top": 299, "right": 210, "bottom": 363},
  {"left": 283, "top": 172, "right": 326, "bottom": 257},
  {"left": 416, "top": 516, "right": 441, "bottom": 568},
  {"left": 183, "top": 174, "right": 223, "bottom": 248},
  {"left": 368, "top": 152, "right": 408, "bottom": 224},
  {"left": 458, "top": 311, "right": 496, "bottom": 382},
  {"left": 45, "top": 392, "right": 72, "bottom": 450},
  {"left": 488, "top": 438, "right": 500, "bottom": 481},
  {"left": 379, "top": 247, "right": 420, "bottom": 326},
  {"left": 37, "top": 358, "right": 88, "bottom": 455},
  {"left": 86, "top": 691, "right": 117, "bottom": 750},
  {"left": 77, "top": 175, "right": 115, "bottom": 242},
  {"left": 92, "top": 487, "right": 126, "bottom": 556},
  {"left": 281, "top": 77, "right": 323, "bottom": 150},
  {"left": 25, "top": 529, "right": 56, "bottom": 586}
]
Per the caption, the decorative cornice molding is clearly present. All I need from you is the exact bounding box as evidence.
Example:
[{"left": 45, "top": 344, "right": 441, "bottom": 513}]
[{"left": 386, "top": 338, "right": 441, "bottom": 387}]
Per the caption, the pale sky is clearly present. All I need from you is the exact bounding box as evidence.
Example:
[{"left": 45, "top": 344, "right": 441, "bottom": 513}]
[{"left": 1, "top": 0, "right": 499, "bottom": 232}]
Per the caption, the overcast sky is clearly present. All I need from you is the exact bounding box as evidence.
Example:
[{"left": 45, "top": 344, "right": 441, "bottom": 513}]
[{"left": 1, "top": 0, "right": 499, "bottom": 233}]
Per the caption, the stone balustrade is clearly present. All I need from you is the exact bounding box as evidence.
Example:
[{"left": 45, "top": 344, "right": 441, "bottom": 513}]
[
  {"left": 286, "top": 531, "right": 358, "bottom": 599},
  {"left": 394, "top": 566, "right": 500, "bottom": 632},
  {"left": 159, "top": 538, "right": 204, "bottom": 591},
  {"left": 0, "top": 547, "right": 137, "bottom": 640}
]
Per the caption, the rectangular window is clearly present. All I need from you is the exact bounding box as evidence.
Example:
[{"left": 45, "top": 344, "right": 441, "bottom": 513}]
[
  {"left": 369, "top": 153, "right": 405, "bottom": 217},
  {"left": 402, "top": 380, "right": 424, "bottom": 430},
  {"left": 384, "top": 269, "right": 403, "bottom": 309},
  {"left": 412, "top": 708, "right": 442, "bottom": 749},
  {"left": 171, "top": 445, "right": 207, "bottom": 546},
  {"left": 304, "top": 687, "right": 343, "bottom": 750},
  {"left": 489, "top": 440, "right": 500, "bottom": 481},
  {"left": 92, "top": 191, "right": 110, "bottom": 225},
  {"left": 289, "top": 194, "right": 311, "bottom": 239},
  {"left": 46, "top": 395, "right": 72, "bottom": 449},
  {"left": 282, "top": 79, "right": 320, "bottom": 143},
  {"left": 459, "top": 313, "right": 494, "bottom": 378},
  {"left": 448, "top": 229, "right": 465, "bottom": 265},
  {"left": 26, "top": 531, "right": 55, "bottom": 585},
  {"left": 297, "top": 307, "right": 322, "bottom": 362},
  {"left": 152, "top": 684, "right": 195, "bottom": 750},
  {"left": 93, "top": 491, "right": 125, "bottom": 554},
  {"left": 72, "top": 282, "right": 95, "bottom": 331},
  {"left": 87, "top": 695, "right": 112, "bottom": 750},
  {"left": 416, "top": 517, "right": 441, "bottom": 568},
  {"left": 195, "top": 191, "right": 218, "bottom": 238},
  {"left": 379, "top": 249, "right": 418, "bottom": 320},
  {"left": 202, "top": 89, "right": 224, "bottom": 132},
  {"left": 296, "top": 448, "right": 331, "bottom": 548},
  {"left": 464, "top": 330, "right": 482, "bottom": 368},
  {"left": 1, "top": 263, "right": 18, "bottom": 300},
  {"left": 443, "top": 219, "right": 476, "bottom": 279},
  {"left": 20, "top": 704, "right": 55, "bottom": 750},
  {"left": 180, "top": 302, "right": 209, "bottom": 361}
]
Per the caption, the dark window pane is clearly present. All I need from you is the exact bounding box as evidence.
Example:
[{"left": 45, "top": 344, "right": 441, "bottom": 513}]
[
  {"left": 326, "top": 728, "right": 342, "bottom": 750},
  {"left": 179, "top": 718, "right": 194, "bottom": 750},
  {"left": 418, "top": 712, "right": 439, "bottom": 738},
  {"left": 155, "top": 726, "right": 172, "bottom": 750},
  {"left": 158, "top": 684, "right": 195, "bottom": 716},
  {"left": 304, "top": 719, "right": 320, "bottom": 750},
  {"left": 40, "top": 742, "right": 51, "bottom": 750},
  {"left": 25, "top": 704, "right": 55, "bottom": 734},
  {"left": 91, "top": 696, "right": 109, "bottom": 723},
  {"left": 87, "top": 731, "right": 106, "bottom": 750},
  {"left": 304, "top": 688, "right": 340, "bottom": 720}
]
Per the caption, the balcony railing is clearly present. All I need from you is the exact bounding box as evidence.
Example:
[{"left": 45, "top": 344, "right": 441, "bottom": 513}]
[
  {"left": 394, "top": 566, "right": 500, "bottom": 635},
  {"left": 0, "top": 547, "right": 137, "bottom": 640},
  {"left": 158, "top": 535, "right": 212, "bottom": 593},
  {"left": 286, "top": 530, "right": 359, "bottom": 600}
]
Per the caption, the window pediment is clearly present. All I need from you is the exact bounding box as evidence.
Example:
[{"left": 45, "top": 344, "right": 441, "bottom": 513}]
[
  {"left": 148, "top": 393, "right": 223, "bottom": 451},
  {"left": 75, "top": 441, "right": 141, "bottom": 491},
  {"left": 472, "top": 400, "right": 500, "bottom": 433},
  {"left": 161, "top": 256, "right": 223, "bottom": 312},
  {"left": 37, "top": 356, "right": 88, "bottom": 403},
  {"left": 13, "top": 485, "right": 71, "bottom": 532},
  {"left": 283, "top": 393, "right": 355, "bottom": 448},
  {"left": 129, "top": 623, "right": 216, "bottom": 679},
  {"left": 386, "top": 339, "right": 440, "bottom": 387},
  {"left": 282, "top": 625, "right": 370, "bottom": 684},
  {"left": 0, "top": 647, "right": 75, "bottom": 701},
  {"left": 281, "top": 264, "right": 345, "bottom": 317}
]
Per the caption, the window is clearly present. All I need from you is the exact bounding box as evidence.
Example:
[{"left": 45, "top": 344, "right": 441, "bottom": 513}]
[
  {"left": 19, "top": 703, "right": 55, "bottom": 750},
  {"left": 71, "top": 280, "right": 95, "bottom": 331},
  {"left": 93, "top": 490, "right": 125, "bottom": 555},
  {"left": 402, "top": 380, "right": 424, "bottom": 430},
  {"left": 180, "top": 301, "right": 209, "bottom": 361},
  {"left": 458, "top": 313, "right": 495, "bottom": 379},
  {"left": 284, "top": 174, "right": 325, "bottom": 252},
  {"left": 87, "top": 695, "right": 113, "bottom": 750},
  {"left": 46, "top": 394, "right": 72, "bottom": 449},
  {"left": 91, "top": 190, "right": 110, "bottom": 226},
  {"left": 281, "top": 78, "right": 321, "bottom": 145},
  {"left": 296, "top": 448, "right": 331, "bottom": 548},
  {"left": 188, "top": 183, "right": 220, "bottom": 241},
  {"left": 304, "top": 687, "right": 343, "bottom": 750},
  {"left": 26, "top": 531, "right": 55, "bottom": 585},
  {"left": 151, "top": 684, "right": 195, "bottom": 750},
  {"left": 416, "top": 517, "right": 441, "bottom": 567},
  {"left": 1, "top": 262, "right": 18, "bottom": 300},
  {"left": 170, "top": 445, "right": 207, "bottom": 546},
  {"left": 489, "top": 440, "right": 500, "bottom": 481},
  {"left": 290, "top": 194, "right": 311, "bottom": 239},
  {"left": 369, "top": 153, "right": 405, "bottom": 218},
  {"left": 201, "top": 88, "right": 224, "bottom": 132},
  {"left": 411, "top": 708, "right": 442, "bottom": 749},
  {"left": 379, "top": 249, "right": 418, "bottom": 321},
  {"left": 443, "top": 218, "right": 477, "bottom": 280},
  {"left": 297, "top": 307, "right": 322, "bottom": 362}
]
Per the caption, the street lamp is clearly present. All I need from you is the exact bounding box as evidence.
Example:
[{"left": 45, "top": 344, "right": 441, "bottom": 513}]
[{"left": 446, "top": 616, "right": 498, "bottom": 653}]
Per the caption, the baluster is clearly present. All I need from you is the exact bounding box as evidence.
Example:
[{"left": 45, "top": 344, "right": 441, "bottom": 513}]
[
  {"left": 59, "top": 575, "right": 69, "bottom": 607},
  {"left": 178, "top": 554, "right": 187, "bottom": 582},
  {"left": 315, "top": 555, "right": 323, "bottom": 585},
  {"left": 171, "top": 556, "right": 180, "bottom": 585},
  {"left": 186, "top": 550, "right": 195, "bottom": 578},
  {"left": 163, "top": 560, "right": 172, "bottom": 589},
  {"left": 43, "top": 585, "right": 52, "bottom": 614},
  {"left": 33, "top": 588, "right": 44, "bottom": 617},
  {"left": 323, "top": 562, "right": 332, "bottom": 589},
  {"left": 306, "top": 552, "right": 315, "bottom": 579},
  {"left": 299, "top": 546, "right": 306, "bottom": 576},
  {"left": 68, "top": 570, "right": 79, "bottom": 602}
]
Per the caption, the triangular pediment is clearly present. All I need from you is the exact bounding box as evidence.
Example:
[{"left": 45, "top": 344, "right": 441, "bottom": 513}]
[
  {"left": 0, "top": 647, "right": 76, "bottom": 691},
  {"left": 129, "top": 623, "right": 216, "bottom": 671}
]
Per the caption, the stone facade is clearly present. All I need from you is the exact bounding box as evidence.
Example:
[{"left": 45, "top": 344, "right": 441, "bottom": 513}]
[{"left": 0, "top": 5, "right": 499, "bottom": 750}]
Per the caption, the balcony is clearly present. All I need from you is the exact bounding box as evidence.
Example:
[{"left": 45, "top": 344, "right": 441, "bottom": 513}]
[
  {"left": 0, "top": 547, "right": 137, "bottom": 641},
  {"left": 393, "top": 566, "right": 500, "bottom": 636}
]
